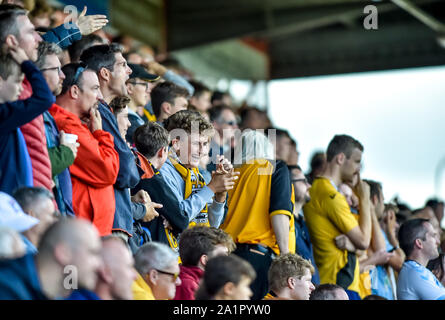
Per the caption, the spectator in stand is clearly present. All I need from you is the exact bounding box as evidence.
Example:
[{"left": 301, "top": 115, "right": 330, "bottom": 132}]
[
  {"left": 13, "top": 187, "right": 58, "bottom": 254},
  {"left": 0, "top": 219, "right": 103, "bottom": 299},
  {"left": 207, "top": 104, "right": 238, "bottom": 174},
  {"left": 309, "top": 283, "right": 349, "bottom": 300},
  {"left": 195, "top": 255, "right": 256, "bottom": 300},
  {"left": 288, "top": 165, "right": 320, "bottom": 284},
  {"left": 52, "top": 62, "right": 119, "bottom": 236},
  {"left": 411, "top": 206, "right": 442, "bottom": 238},
  {"left": 132, "top": 242, "right": 181, "bottom": 300},
  {"left": 368, "top": 185, "right": 405, "bottom": 299},
  {"left": 67, "top": 34, "right": 108, "bottom": 63},
  {"left": 161, "top": 110, "right": 237, "bottom": 229},
  {"left": 29, "top": 0, "right": 52, "bottom": 29},
  {"left": 265, "top": 253, "right": 315, "bottom": 300},
  {"left": 145, "top": 59, "right": 194, "bottom": 97},
  {"left": 0, "top": 5, "right": 108, "bottom": 195},
  {"left": 221, "top": 130, "right": 293, "bottom": 300},
  {"left": 81, "top": 44, "right": 152, "bottom": 243},
  {"left": 287, "top": 139, "right": 299, "bottom": 166},
  {"left": 269, "top": 128, "right": 293, "bottom": 165},
  {"left": 95, "top": 236, "right": 137, "bottom": 300},
  {"left": 0, "top": 191, "right": 38, "bottom": 259},
  {"left": 174, "top": 226, "right": 235, "bottom": 300},
  {"left": 35, "top": 41, "right": 78, "bottom": 217},
  {"left": 186, "top": 103, "right": 212, "bottom": 183},
  {"left": 0, "top": 42, "right": 54, "bottom": 194},
  {"left": 394, "top": 200, "right": 412, "bottom": 227},
  {"left": 151, "top": 81, "right": 189, "bottom": 123},
  {"left": 306, "top": 151, "right": 327, "bottom": 185},
  {"left": 425, "top": 198, "right": 444, "bottom": 229},
  {"left": 124, "top": 54, "right": 194, "bottom": 122},
  {"left": 336, "top": 179, "right": 394, "bottom": 299},
  {"left": 239, "top": 106, "right": 271, "bottom": 130},
  {"left": 189, "top": 80, "right": 212, "bottom": 114},
  {"left": 109, "top": 96, "right": 162, "bottom": 250},
  {"left": 380, "top": 204, "right": 405, "bottom": 271},
  {"left": 303, "top": 135, "right": 371, "bottom": 300},
  {"left": 125, "top": 63, "right": 159, "bottom": 144},
  {"left": 109, "top": 96, "right": 132, "bottom": 142},
  {"left": 211, "top": 91, "right": 232, "bottom": 108},
  {"left": 69, "top": 236, "right": 137, "bottom": 300},
  {"left": 397, "top": 218, "right": 445, "bottom": 300},
  {"left": 132, "top": 122, "right": 188, "bottom": 253},
  {"left": 427, "top": 253, "right": 445, "bottom": 287},
  {"left": 338, "top": 181, "right": 360, "bottom": 213}
]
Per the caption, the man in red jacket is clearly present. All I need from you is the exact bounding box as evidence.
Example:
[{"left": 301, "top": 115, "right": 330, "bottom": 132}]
[
  {"left": 174, "top": 226, "right": 235, "bottom": 300},
  {"left": 51, "top": 62, "right": 119, "bottom": 236}
]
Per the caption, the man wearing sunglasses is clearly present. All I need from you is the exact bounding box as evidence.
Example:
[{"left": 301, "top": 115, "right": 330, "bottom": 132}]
[{"left": 51, "top": 62, "right": 119, "bottom": 237}]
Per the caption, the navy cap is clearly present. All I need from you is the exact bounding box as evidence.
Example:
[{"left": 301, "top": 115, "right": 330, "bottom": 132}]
[{"left": 128, "top": 63, "right": 160, "bottom": 82}]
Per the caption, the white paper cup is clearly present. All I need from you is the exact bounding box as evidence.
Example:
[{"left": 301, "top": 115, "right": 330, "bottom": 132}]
[{"left": 64, "top": 133, "right": 78, "bottom": 144}]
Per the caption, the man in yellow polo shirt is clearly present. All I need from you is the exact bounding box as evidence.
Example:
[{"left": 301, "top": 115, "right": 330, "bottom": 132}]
[
  {"left": 303, "top": 134, "right": 372, "bottom": 300},
  {"left": 221, "top": 130, "right": 293, "bottom": 300}
]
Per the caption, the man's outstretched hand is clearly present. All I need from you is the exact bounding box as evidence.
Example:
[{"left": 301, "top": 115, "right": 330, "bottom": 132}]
[{"left": 76, "top": 6, "right": 109, "bottom": 35}]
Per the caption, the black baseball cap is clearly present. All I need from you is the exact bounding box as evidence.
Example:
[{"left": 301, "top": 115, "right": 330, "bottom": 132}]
[{"left": 128, "top": 63, "right": 160, "bottom": 82}]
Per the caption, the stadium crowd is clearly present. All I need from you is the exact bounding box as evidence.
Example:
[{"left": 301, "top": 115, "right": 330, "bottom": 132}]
[{"left": 0, "top": 0, "right": 444, "bottom": 301}]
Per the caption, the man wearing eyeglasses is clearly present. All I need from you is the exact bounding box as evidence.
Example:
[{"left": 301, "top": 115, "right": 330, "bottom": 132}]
[
  {"left": 133, "top": 242, "right": 182, "bottom": 300},
  {"left": 35, "top": 41, "right": 78, "bottom": 217},
  {"left": 288, "top": 165, "right": 320, "bottom": 285},
  {"left": 125, "top": 63, "right": 159, "bottom": 145}
]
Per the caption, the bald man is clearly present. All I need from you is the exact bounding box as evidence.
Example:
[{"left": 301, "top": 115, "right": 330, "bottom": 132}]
[
  {"left": 0, "top": 219, "right": 103, "bottom": 299},
  {"left": 94, "top": 236, "right": 138, "bottom": 300}
]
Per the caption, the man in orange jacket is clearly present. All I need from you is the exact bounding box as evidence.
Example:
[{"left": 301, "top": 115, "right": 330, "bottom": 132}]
[{"left": 51, "top": 62, "right": 119, "bottom": 236}]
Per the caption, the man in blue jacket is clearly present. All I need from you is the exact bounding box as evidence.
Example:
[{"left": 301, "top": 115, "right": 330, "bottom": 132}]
[
  {"left": 80, "top": 44, "right": 153, "bottom": 243},
  {"left": 0, "top": 44, "right": 54, "bottom": 194}
]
